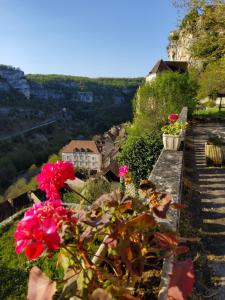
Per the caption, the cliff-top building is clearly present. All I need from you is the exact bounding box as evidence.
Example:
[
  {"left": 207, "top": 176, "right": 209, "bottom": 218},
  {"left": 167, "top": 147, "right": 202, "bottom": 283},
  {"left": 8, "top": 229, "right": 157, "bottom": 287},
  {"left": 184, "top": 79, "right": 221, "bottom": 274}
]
[
  {"left": 146, "top": 59, "right": 188, "bottom": 82},
  {"left": 61, "top": 140, "right": 102, "bottom": 172}
]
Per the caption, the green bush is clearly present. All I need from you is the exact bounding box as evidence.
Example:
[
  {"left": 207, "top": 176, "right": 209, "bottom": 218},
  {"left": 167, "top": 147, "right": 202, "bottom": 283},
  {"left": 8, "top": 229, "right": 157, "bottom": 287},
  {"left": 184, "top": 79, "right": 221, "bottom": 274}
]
[
  {"left": 62, "top": 191, "right": 82, "bottom": 204},
  {"left": 81, "top": 178, "right": 111, "bottom": 203},
  {"left": 118, "top": 132, "right": 163, "bottom": 185},
  {"left": 131, "top": 71, "right": 197, "bottom": 137}
]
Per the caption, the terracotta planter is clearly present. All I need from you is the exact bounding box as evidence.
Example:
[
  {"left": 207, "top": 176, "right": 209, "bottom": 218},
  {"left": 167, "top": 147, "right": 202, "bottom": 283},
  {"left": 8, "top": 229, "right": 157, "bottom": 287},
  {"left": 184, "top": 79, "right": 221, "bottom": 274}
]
[
  {"left": 163, "top": 134, "right": 182, "bottom": 151},
  {"left": 205, "top": 143, "right": 225, "bottom": 166}
]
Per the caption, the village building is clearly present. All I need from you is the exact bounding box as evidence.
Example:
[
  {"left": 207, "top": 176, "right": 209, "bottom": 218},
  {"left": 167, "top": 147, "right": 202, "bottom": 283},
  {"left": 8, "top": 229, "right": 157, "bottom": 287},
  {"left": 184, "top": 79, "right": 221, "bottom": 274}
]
[
  {"left": 146, "top": 59, "right": 188, "bottom": 82},
  {"left": 61, "top": 140, "right": 102, "bottom": 173}
]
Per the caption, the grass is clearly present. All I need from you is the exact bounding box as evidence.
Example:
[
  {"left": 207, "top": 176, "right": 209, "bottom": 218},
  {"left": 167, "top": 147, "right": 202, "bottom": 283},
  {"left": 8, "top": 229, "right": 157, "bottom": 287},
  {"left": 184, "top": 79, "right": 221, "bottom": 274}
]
[
  {"left": 193, "top": 106, "right": 225, "bottom": 118},
  {"left": 0, "top": 219, "right": 63, "bottom": 300}
]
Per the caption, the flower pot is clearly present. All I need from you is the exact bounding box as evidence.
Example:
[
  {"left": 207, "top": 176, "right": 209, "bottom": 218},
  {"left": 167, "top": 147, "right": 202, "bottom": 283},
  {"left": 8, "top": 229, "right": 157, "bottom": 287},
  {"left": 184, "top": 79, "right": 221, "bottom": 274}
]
[
  {"left": 205, "top": 143, "right": 225, "bottom": 166},
  {"left": 163, "top": 133, "right": 182, "bottom": 151}
]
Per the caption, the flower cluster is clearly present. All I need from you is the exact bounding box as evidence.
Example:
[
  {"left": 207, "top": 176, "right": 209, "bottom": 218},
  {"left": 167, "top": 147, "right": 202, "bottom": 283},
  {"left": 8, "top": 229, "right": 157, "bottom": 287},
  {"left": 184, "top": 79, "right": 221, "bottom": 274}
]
[
  {"left": 14, "top": 200, "right": 77, "bottom": 260},
  {"left": 36, "top": 161, "right": 75, "bottom": 201},
  {"left": 168, "top": 113, "right": 179, "bottom": 124},
  {"left": 118, "top": 165, "right": 129, "bottom": 177}
]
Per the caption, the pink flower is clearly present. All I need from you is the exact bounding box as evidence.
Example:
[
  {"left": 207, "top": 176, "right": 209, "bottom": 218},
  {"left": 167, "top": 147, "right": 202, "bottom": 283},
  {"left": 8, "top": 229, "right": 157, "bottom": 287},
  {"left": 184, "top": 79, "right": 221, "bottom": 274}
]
[
  {"left": 118, "top": 165, "right": 129, "bottom": 177},
  {"left": 36, "top": 161, "right": 75, "bottom": 201},
  {"left": 168, "top": 114, "right": 179, "bottom": 124},
  {"left": 14, "top": 200, "right": 77, "bottom": 260}
]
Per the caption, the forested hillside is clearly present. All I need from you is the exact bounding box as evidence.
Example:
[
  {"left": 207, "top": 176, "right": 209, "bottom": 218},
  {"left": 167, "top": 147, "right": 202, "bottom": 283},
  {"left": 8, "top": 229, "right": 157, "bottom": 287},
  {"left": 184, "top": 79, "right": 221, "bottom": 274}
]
[{"left": 0, "top": 66, "right": 142, "bottom": 200}]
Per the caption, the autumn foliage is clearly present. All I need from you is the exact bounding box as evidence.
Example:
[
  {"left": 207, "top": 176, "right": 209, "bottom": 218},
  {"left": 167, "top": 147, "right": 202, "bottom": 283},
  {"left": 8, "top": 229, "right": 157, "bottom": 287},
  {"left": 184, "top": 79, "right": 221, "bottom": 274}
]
[{"left": 15, "top": 161, "right": 194, "bottom": 299}]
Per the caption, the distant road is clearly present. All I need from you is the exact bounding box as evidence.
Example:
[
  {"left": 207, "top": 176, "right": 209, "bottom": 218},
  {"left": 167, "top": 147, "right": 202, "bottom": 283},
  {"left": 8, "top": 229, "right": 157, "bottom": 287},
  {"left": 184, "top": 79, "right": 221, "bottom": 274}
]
[{"left": 0, "top": 119, "right": 57, "bottom": 142}]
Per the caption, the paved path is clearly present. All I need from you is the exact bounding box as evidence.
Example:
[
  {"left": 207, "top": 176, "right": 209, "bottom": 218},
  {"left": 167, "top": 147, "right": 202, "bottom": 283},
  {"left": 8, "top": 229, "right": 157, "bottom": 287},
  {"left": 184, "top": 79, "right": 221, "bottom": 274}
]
[{"left": 185, "top": 123, "right": 225, "bottom": 299}]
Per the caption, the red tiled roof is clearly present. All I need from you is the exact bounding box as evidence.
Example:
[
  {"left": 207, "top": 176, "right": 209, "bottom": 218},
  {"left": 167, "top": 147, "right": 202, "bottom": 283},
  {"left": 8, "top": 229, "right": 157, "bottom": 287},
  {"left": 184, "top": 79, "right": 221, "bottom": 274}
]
[{"left": 61, "top": 140, "right": 100, "bottom": 154}]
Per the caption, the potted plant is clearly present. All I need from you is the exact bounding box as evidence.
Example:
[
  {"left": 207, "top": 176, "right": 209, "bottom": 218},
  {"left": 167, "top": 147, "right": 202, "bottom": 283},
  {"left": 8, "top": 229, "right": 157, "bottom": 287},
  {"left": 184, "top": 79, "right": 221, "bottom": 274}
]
[
  {"left": 161, "top": 121, "right": 187, "bottom": 150},
  {"left": 205, "top": 136, "right": 225, "bottom": 166},
  {"left": 14, "top": 161, "right": 194, "bottom": 300}
]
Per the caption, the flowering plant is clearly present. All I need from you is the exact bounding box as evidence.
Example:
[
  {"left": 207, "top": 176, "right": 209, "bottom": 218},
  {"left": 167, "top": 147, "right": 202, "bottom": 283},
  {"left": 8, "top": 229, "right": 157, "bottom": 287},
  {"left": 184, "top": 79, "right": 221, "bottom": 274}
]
[
  {"left": 14, "top": 161, "right": 194, "bottom": 299},
  {"left": 118, "top": 165, "right": 129, "bottom": 177},
  {"left": 161, "top": 121, "right": 188, "bottom": 135},
  {"left": 36, "top": 161, "right": 75, "bottom": 201},
  {"left": 168, "top": 113, "right": 179, "bottom": 124}
]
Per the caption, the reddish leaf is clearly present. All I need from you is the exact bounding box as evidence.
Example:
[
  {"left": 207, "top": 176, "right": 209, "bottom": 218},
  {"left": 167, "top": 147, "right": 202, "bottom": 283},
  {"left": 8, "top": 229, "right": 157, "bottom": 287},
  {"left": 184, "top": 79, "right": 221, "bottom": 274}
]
[
  {"left": 168, "top": 259, "right": 194, "bottom": 300},
  {"left": 105, "top": 233, "right": 118, "bottom": 248},
  {"left": 127, "top": 212, "right": 156, "bottom": 229},
  {"left": 153, "top": 194, "right": 172, "bottom": 219},
  {"left": 84, "top": 213, "right": 111, "bottom": 228},
  {"left": 175, "top": 246, "right": 190, "bottom": 255},
  {"left": 154, "top": 232, "right": 178, "bottom": 251},
  {"left": 171, "top": 203, "right": 188, "bottom": 209},
  {"left": 118, "top": 200, "right": 132, "bottom": 213},
  {"left": 121, "top": 240, "right": 144, "bottom": 276},
  {"left": 27, "top": 266, "right": 56, "bottom": 300}
]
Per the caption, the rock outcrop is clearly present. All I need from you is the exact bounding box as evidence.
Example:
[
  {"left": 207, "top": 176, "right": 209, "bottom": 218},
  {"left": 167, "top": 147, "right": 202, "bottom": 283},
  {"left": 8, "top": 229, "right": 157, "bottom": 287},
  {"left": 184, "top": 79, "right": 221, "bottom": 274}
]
[
  {"left": 29, "top": 81, "right": 65, "bottom": 100},
  {"left": 167, "top": 29, "right": 194, "bottom": 63},
  {"left": 0, "top": 65, "right": 141, "bottom": 104},
  {"left": 0, "top": 66, "right": 30, "bottom": 98}
]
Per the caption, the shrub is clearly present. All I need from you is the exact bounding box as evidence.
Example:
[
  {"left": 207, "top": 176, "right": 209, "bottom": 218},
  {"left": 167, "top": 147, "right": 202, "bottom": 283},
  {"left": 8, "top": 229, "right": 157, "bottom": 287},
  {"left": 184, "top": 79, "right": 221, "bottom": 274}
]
[
  {"left": 81, "top": 177, "right": 111, "bottom": 203},
  {"left": 131, "top": 71, "right": 197, "bottom": 137},
  {"left": 117, "top": 132, "right": 163, "bottom": 185}
]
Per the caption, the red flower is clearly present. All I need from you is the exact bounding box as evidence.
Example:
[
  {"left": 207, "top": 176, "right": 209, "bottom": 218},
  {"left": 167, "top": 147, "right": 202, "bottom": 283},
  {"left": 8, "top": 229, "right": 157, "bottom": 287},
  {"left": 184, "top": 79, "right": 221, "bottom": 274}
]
[
  {"left": 168, "top": 114, "right": 179, "bottom": 124},
  {"left": 36, "top": 161, "right": 75, "bottom": 201},
  {"left": 118, "top": 165, "right": 129, "bottom": 177},
  {"left": 14, "top": 200, "right": 77, "bottom": 260}
]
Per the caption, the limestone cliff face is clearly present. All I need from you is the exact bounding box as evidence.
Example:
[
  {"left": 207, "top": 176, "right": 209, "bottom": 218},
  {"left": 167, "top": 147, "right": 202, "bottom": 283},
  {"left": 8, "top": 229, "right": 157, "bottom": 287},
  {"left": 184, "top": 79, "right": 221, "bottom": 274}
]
[
  {"left": 29, "top": 81, "right": 65, "bottom": 100},
  {"left": 0, "top": 65, "right": 141, "bottom": 104},
  {"left": 0, "top": 78, "right": 11, "bottom": 92},
  {"left": 167, "top": 10, "right": 202, "bottom": 67},
  {"left": 167, "top": 29, "right": 194, "bottom": 62},
  {"left": 0, "top": 66, "right": 30, "bottom": 98}
]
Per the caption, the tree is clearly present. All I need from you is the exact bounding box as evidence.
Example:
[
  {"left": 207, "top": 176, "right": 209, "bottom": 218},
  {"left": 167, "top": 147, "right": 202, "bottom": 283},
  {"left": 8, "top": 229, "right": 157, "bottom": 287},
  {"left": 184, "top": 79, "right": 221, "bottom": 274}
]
[
  {"left": 198, "top": 58, "right": 225, "bottom": 110},
  {"left": 134, "top": 71, "right": 197, "bottom": 126},
  {"left": 172, "top": 0, "right": 224, "bottom": 15},
  {"left": 172, "top": 1, "right": 225, "bottom": 67}
]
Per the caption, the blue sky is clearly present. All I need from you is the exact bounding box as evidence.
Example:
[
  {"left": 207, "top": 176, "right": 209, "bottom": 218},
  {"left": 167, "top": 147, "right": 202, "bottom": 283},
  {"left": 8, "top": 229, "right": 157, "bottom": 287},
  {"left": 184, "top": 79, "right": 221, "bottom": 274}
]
[{"left": 0, "top": 0, "right": 179, "bottom": 77}]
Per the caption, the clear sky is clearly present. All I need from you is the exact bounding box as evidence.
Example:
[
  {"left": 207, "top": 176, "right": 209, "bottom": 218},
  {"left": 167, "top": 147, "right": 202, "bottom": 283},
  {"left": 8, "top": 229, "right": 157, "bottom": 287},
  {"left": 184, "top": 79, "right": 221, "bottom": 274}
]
[{"left": 0, "top": 0, "right": 179, "bottom": 78}]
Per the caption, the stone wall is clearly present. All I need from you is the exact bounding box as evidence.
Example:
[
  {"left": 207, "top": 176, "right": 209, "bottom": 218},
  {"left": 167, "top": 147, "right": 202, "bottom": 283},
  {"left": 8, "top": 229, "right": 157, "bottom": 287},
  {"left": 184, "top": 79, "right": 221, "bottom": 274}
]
[{"left": 148, "top": 107, "right": 188, "bottom": 299}]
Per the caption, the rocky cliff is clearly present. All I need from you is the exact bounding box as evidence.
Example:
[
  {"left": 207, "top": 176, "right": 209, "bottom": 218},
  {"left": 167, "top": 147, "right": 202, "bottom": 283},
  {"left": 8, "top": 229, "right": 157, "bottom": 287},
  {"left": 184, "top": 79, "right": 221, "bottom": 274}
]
[
  {"left": 0, "top": 66, "right": 30, "bottom": 98},
  {"left": 167, "top": 9, "right": 201, "bottom": 66},
  {"left": 167, "top": 29, "right": 194, "bottom": 63},
  {"left": 0, "top": 65, "right": 141, "bottom": 104},
  {"left": 167, "top": 6, "right": 225, "bottom": 68}
]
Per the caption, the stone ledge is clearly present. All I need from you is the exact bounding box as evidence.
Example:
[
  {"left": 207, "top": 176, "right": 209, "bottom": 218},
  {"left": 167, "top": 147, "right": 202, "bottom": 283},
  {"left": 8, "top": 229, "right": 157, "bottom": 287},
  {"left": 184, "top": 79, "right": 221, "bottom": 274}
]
[
  {"left": 148, "top": 107, "right": 187, "bottom": 300},
  {"left": 149, "top": 149, "right": 183, "bottom": 231}
]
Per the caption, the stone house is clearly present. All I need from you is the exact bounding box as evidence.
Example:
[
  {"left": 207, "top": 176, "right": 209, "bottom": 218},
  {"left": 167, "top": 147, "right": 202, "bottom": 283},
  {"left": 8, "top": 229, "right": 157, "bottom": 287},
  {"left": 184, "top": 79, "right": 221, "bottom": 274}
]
[{"left": 61, "top": 140, "right": 102, "bottom": 172}]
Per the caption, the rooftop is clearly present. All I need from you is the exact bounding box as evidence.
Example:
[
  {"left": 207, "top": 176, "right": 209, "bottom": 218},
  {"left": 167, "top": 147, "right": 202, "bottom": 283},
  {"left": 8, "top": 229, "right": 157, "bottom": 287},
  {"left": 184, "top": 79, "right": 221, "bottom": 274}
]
[
  {"left": 61, "top": 140, "right": 100, "bottom": 154},
  {"left": 149, "top": 59, "right": 188, "bottom": 75}
]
